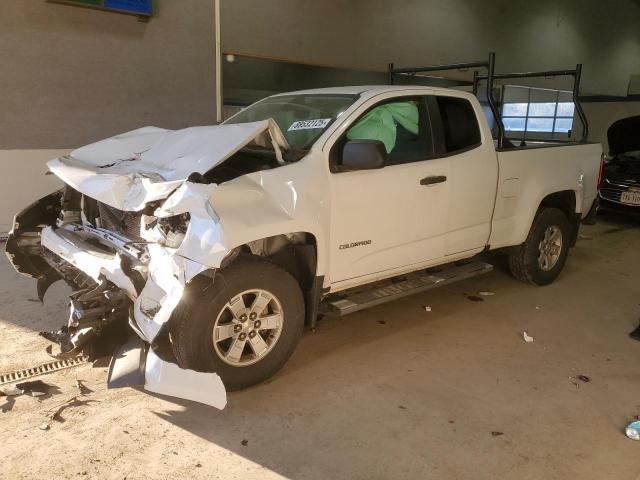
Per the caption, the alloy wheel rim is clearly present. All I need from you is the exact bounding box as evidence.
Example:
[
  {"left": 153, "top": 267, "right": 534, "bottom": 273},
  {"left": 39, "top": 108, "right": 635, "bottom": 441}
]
[
  {"left": 212, "top": 289, "right": 284, "bottom": 367},
  {"left": 538, "top": 225, "right": 563, "bottom": 271}
]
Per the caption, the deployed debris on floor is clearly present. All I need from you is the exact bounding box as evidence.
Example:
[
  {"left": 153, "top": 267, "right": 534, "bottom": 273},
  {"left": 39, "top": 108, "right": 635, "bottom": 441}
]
[
  {"left": 0, "top": 380, "right": 59, "bottom": 399},
  {"left": 626, "top": 421, "right": 640, "bottom": 441},
  {"left": 1, "top": 380, "right": 62, "bottom": 413},
  {"left": 523, "top": 331, "right": 534, "bottom": 343},
  {"left": 15, "top": 380, "right": 58, "bottom": 398},
  {"left": 478, "top": 291, "right": 496, "bottom": 296},
  {"left": 568, "top": 374, "right": 591, "bottom": 388},
  {"left": 0, "top": 357, "right": 98, "bottom": 427},
  {"left": 1, "top": 386, "right": 24, "bottom": 396}
]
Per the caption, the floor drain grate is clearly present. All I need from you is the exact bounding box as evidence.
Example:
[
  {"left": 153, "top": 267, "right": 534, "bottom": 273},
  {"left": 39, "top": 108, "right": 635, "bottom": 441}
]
[{"left": 0, "top": 356, "right": 90, "bottom": 385}]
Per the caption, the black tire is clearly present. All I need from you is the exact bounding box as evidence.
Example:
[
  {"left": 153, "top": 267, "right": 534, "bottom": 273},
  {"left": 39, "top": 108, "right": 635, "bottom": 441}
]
[
  {"left": 169, "top": 256, "right": 305, "bottom": 391},
  {"left": 508, "top": 207, "right": 572, "bottom": 286}
]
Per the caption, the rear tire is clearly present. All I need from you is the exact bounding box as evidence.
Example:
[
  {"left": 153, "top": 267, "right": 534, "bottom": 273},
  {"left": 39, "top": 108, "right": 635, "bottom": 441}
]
[
  {"left": 170, "top": 256, "right": 305, "bottom": 391},
  {"left": 508, "top": 207, "right": 572, "bottom": 285}
]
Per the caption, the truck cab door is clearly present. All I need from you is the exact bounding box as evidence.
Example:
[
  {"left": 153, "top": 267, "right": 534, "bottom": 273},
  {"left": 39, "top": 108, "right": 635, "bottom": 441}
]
[
  {"left": 427, "top": 95, "right": 498, "bottom": 255},
  {"left": 327, "top": 96, "right": 450, "bottom": 287}
]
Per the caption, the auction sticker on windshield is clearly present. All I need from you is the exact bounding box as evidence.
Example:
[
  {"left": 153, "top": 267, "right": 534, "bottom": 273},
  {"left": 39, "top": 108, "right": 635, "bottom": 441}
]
[{"left": 288, "top": 118, "right": 332, "bottom": 131}]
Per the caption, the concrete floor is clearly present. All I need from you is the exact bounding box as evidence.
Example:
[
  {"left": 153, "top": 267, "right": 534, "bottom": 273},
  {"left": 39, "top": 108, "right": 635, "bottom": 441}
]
[{"left": 1, "top": 212, "right": 639, "bottom": 480}]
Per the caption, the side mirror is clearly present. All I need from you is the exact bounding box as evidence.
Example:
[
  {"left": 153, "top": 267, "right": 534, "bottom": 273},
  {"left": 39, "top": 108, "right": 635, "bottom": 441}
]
[{"left": 340, "top": 140, "right": 387, "bottom": 171}]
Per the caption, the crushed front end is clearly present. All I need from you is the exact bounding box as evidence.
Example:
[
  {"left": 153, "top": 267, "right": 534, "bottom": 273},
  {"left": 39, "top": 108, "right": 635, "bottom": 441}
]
[
  {"left": 5, "top": 184, "right": 227, "bottom": 409},
  {"left": 4, "top": 120, "right": 292, "bottom": 409}
]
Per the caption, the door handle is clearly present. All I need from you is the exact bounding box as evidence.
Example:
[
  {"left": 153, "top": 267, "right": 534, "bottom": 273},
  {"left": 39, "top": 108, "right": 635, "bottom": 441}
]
[{"left": 420, "top": 175, "right": 447, "bottom": 186}]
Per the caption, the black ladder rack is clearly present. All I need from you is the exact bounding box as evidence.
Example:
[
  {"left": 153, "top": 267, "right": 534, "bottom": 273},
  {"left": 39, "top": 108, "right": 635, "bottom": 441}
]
[
  {"left": 474, "top": 65, "right": 589, "bottom": 143},
  {"left": 388, "top": 53, "right": 590, "bottom": 147}
]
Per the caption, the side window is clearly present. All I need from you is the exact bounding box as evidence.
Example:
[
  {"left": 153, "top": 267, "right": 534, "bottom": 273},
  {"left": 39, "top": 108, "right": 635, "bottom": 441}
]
[
  {"left": 433, "top": 96, "right": 481, "bottom": 154},
  {"left": 331, "top": 97, "right": 434, "bottom": 169}
]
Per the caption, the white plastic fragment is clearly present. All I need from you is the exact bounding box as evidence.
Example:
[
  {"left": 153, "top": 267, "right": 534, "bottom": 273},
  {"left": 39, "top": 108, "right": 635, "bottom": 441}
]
[
  {"left": 423, "top": 306, "right": 432, "bottom": 312},
  {"left": 144, "top": 349, "right": 227, "bottom": 409},
  {"left": 1, "top": 387, "right": 23, "bottom": 396},
  {"left": 478, "top": 291, "right": 496, "bottom": 296},
  {"left": 523, "top": 331, "right": 534, "bottom": 343}
]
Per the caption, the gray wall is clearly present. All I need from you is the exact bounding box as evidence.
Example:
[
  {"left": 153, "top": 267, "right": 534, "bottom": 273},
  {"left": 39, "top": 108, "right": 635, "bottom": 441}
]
[
  {"left": 0, "top": 0, "right": 217, "bottom": 149},
  {"left": 222, "top": 55, "right": 467, "bottom": 106},
  {"left": 222, "top": 0, "right": 640, "bottom": 97}
]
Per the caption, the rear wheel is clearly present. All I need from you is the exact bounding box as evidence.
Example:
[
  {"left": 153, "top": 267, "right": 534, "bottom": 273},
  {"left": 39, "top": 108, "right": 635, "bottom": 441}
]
[
  {"left": 170, "top": 257, "right": 305, "bottom": 391},
  {"left": 508, "top": 207, "right": 572, "bottom": 285}
]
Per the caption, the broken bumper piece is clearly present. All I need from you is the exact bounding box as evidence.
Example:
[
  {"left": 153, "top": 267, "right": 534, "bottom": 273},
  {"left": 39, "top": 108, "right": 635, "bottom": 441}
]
[
  {"left": 35, "top": 225, "right": 227, "bottom": 409},
  {"left": 40, "top": 278, "right": 129, "bottom": 358},
  {"left": 108, "top": 336, "right": 227, "bottom": 409},
  {"left": 40, "top": 225, "right": 202, "bottom": 344}
]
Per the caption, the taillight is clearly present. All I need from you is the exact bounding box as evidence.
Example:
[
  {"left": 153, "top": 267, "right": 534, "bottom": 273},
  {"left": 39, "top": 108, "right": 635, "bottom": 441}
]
[{"left": 597, "top": 152, "right": 606, "bottom": 186}]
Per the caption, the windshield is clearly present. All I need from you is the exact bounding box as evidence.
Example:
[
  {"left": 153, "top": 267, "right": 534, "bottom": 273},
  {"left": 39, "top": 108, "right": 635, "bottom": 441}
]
[{"left": 225, "top": 94, "right": 358, "bottom": 149}]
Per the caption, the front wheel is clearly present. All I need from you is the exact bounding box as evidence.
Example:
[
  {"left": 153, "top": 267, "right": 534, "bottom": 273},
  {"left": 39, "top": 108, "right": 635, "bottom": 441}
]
[
  {"left": 169, "top": 257, "right": 305, "bottom": 391},
  {"left": 508, "top": 207, "right": 572, "bottom": 285}
]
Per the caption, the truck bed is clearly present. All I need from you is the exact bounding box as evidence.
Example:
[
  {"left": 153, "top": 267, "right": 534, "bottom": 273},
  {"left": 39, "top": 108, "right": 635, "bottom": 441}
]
[{"left": 489, "top": 142, "right": 602, "bottom": 249}]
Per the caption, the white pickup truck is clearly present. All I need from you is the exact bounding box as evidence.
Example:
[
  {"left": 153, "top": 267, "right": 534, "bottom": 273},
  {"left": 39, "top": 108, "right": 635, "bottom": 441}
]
[{"left": 6, "top": 80, "right": 601, "bottom": 407}]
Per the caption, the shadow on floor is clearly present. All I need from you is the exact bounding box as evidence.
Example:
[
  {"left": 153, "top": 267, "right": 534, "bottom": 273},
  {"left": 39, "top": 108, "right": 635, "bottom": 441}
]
[
  {"left": 140, "top": 268, "right": 534, "bottom": 478},
  {"left": 597, "top": 209, "right": 640, "bottom": 230}
]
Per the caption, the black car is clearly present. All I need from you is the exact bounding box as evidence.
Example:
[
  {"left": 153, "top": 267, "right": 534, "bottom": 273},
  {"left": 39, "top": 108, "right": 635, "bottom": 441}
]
[{"left": 598, "top": 115, "right": 640, "bottom": 214}]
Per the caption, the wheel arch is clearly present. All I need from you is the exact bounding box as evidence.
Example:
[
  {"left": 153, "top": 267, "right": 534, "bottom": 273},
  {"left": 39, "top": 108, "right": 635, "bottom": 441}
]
[
  {"left": 537, "top": 190, "right": 580, "bottom": 246},
  {"left": 501, "top": 190, "right": 581, "bottom": 251},
  {"left": 192, "top": 231, "right": 323, "bottom": 328}
]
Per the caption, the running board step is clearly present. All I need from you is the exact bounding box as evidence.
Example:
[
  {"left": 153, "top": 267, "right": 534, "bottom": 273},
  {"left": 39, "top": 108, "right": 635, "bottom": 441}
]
[{"left": 322, "top": 261, "right": 493, "bottom": 316}]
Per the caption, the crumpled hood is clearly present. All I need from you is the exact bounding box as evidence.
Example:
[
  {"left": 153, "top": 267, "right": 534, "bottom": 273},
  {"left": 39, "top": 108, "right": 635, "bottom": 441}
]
[{"left": 47, "top": 120, "right": 289, "bottom": 211}]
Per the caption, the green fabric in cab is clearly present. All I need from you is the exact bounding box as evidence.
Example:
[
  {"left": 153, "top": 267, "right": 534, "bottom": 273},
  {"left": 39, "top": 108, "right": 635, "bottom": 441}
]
[{"left": 347, "top": 102, "right": 419, "bottom": 153}]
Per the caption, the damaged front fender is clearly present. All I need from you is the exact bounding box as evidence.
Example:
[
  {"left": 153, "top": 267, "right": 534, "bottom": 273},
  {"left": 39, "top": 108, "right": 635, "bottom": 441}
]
[{"left": 133, "top": 181, "right": 223, "bottom": 342}]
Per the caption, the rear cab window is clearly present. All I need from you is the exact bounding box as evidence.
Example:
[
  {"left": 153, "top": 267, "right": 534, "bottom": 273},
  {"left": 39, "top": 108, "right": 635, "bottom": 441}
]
[{"left": 428, "top": 96, "right": 482, "bottom": 155}]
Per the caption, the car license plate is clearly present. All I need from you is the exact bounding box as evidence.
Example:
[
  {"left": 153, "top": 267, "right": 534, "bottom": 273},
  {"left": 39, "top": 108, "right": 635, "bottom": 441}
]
[{"left": 621, "top": 190, "right": 640, "bottom": 205}]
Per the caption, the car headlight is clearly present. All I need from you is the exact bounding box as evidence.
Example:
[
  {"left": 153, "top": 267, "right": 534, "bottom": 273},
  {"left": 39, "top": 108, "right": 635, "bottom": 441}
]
[{"left": 156, "top": 213, "right": 190, "bottom": 248}]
